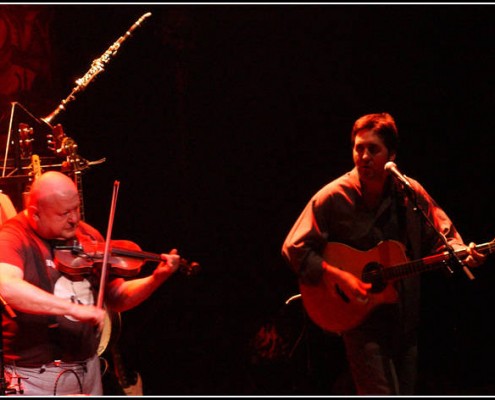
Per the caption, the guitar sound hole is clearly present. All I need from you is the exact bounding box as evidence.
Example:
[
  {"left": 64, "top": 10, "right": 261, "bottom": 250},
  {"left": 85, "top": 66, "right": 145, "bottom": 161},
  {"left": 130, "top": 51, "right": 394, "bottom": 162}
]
[{"left": 362, "top": 262, "right": 386, "bottom": 293}]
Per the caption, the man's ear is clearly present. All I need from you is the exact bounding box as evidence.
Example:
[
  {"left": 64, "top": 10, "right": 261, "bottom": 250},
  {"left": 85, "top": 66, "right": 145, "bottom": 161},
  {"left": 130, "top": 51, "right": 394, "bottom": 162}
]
[{"left": 27, "top": 205, "right": 39, "bottom": 222}]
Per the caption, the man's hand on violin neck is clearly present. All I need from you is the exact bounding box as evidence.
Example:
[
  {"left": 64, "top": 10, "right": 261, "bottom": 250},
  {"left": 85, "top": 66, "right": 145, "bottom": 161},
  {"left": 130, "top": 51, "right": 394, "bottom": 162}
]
[
  {"left": 159, "top": 249, "right": 181, "bottom": 274},
  {"left": 161, "top": 249, "right": 180, "bottom": 272}
]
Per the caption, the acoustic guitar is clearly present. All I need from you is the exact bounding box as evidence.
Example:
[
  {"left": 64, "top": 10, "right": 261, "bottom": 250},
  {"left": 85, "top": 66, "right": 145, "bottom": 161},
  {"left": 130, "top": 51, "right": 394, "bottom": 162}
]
[{"left": 300, "top": 239, "right": 495, "bottom": 334}]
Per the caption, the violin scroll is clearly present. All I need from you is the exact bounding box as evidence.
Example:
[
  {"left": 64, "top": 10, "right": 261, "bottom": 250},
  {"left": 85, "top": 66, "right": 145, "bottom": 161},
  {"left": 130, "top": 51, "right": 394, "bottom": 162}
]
[{"left": 179, "top": 259, "right": 200, "bottom": 276}]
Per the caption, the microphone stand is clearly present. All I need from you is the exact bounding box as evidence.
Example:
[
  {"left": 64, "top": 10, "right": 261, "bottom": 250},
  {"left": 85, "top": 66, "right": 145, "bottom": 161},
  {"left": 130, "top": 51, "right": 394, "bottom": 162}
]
[
  {"left": 0, "top": 293, "right": 17, "bottom": 396},
  {"left": 398, "top": 178, "right": 475, "bottom": 393},
  {"left": 399, "top": 182, "right": 475, "bottom": 281}
]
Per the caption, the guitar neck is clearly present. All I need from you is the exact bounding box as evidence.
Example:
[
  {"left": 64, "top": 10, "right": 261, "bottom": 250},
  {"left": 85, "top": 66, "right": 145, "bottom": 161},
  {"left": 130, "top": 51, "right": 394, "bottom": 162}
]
[
  {"left": 379, "top": 241, "right": 495, "bottom": 281},
  {"left": 75, "top": 172, "right": 85, "bottom": 221},
  {"left": 111, "top": 345, "right": 143, "bottom": 395},
  {"left": 112, "top": 346, "right": 130, "bottom": 388}
]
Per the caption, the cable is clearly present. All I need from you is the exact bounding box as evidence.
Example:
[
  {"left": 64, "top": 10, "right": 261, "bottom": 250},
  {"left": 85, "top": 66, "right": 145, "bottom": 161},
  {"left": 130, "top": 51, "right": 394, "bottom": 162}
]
[{"left": 53, "top": 368, "right": 83, "bottom": 395}]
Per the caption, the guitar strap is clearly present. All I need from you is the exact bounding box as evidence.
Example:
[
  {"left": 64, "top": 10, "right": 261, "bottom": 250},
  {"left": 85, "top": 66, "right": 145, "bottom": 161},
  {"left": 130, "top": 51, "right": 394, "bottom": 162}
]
[
  {"left": 372, "top": 182, "right": 412, "bottom": 256},
  {"left": 390, "top": 182, "right": 418, "bottom": 259}
]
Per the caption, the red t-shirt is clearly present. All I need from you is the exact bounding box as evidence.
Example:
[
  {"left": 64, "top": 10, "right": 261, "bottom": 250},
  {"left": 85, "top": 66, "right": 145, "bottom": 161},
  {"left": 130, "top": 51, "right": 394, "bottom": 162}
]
[{"left": 0, "top": 212, "right": 104, "bottom": 366}]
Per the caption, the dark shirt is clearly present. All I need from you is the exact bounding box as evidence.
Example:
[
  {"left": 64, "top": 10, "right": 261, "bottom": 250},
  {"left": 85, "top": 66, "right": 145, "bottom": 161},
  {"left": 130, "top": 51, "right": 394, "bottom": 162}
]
[{"left": 282, "top": 168, "right": 465, "bottom": 335}]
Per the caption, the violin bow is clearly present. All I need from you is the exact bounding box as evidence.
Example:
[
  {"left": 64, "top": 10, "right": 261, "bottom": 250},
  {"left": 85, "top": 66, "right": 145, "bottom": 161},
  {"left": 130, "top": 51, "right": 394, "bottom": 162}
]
[{"left": 97, "top": 180, "right": 120, "bottom": 309}]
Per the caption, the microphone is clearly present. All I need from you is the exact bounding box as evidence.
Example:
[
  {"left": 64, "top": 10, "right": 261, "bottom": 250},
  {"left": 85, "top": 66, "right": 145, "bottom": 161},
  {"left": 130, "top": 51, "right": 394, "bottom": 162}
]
[{"left": 384, "top": 161, "right": 412, "bottom": 189}]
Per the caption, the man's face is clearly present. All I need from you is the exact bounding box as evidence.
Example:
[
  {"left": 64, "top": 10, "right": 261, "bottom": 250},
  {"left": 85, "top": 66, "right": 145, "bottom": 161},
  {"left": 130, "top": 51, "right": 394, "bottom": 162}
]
[
  {"left": 34, "top": 192, "right": 81, "bottom": 240},
  {"left": 353, "top": 129, "right": 394, "bottom": 184}
]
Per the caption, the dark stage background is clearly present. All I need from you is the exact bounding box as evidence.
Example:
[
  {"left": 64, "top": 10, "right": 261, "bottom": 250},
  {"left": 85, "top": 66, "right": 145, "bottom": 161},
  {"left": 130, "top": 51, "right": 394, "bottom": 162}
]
[{"left": 1, "top": 3, "right": 495, "bottom": 395}]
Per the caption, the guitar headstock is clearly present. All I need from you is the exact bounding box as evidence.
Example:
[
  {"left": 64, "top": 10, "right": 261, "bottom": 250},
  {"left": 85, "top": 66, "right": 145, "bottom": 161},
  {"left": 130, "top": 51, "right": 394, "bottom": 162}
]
[
  {"left": 30, "top": 154, "right": 42, "bottom": 180},
  {"left": 47, "top": 124, "right": 78, "bottom": 158},
  {"left": 18, "top": 123, "right": 34, "bottom": 159},
  {"left": 47, "top": 124, "right": 89, "bottom": 173},
  {"left": 47, "top": 124, "right": 66, "bottom": 154}
]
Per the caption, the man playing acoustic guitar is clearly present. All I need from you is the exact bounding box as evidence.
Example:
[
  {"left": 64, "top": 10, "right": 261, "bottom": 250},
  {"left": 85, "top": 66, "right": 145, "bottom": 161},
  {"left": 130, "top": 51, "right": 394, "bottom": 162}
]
[{"left": 281, "top": 112, "right": 487, "bottom": 395}]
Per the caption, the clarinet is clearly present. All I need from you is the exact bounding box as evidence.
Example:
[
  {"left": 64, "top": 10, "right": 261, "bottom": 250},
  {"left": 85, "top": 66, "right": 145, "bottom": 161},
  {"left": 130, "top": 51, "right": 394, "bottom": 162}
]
[{"left": 42, "top": 12, "right": 152, "bottom": 125}]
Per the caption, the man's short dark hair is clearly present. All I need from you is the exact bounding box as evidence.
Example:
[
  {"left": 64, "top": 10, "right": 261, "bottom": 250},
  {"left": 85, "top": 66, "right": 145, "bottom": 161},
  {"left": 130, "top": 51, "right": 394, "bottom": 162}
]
[{"left": 351, "top": 112, "right": 399, "bottom": 154}]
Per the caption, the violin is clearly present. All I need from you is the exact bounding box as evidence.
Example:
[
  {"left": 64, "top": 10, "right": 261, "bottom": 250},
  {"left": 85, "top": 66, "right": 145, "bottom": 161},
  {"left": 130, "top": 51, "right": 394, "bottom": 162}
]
[{"left": 53, "top": 238, "right": 200, "bottom": 278}]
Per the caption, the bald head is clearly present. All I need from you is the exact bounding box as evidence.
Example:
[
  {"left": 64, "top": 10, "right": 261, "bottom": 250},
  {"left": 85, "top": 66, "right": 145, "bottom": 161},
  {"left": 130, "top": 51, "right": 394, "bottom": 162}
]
[
  {"left": 27, "top": 171, "right": 81, "bottom": 239},
  {"left": 28, "top": 171, "right": 78, "bottom": 209}
]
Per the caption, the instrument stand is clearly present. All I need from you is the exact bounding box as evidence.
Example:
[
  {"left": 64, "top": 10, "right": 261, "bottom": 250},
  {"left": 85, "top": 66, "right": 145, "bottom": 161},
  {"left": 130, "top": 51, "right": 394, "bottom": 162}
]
[{"left": 0, "top": 294, "right": 19, "bottom": 396}]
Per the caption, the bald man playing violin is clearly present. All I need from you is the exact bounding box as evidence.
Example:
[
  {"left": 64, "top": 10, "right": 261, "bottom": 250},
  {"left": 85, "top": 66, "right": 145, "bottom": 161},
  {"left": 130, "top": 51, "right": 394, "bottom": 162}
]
[{"left": 0, "top": 171, "right": 181, "bottom": 396}]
